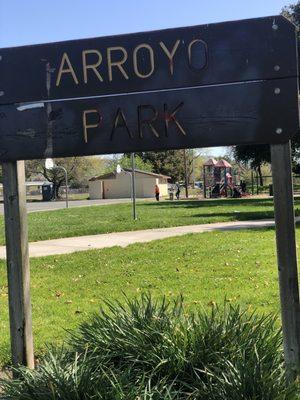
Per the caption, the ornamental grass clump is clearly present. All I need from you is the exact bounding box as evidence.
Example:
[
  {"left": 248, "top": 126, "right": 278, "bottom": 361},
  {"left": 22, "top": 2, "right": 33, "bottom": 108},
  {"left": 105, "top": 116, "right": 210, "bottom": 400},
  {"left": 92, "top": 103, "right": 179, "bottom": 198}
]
[{"left": 1, "top": 294, "right": 298, "bottom": 399}]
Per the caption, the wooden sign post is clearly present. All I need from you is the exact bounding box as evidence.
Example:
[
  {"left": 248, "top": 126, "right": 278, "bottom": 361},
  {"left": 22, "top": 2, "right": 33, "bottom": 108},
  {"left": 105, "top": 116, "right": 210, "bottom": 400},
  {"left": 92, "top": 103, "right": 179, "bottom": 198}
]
[
  {"left": 271, "top": 142, "right": 300, "bottom": 381},
  {"left": 0, "top": 15, "right": 299, "bottom": 379},
  {"left": 2, "top": 161, "right": 34, "bottom": 370}
]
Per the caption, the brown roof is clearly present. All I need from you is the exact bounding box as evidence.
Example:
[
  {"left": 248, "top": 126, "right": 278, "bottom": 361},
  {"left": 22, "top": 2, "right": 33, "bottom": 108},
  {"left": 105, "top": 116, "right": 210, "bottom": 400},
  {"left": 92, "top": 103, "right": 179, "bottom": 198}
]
[
  {"left": 89, "top": 172, "right": 117, "bottom": 181},
  {"left": 215, "top": 159, "right": 232, "bottom": 168},
  {"left": 203, "top": 158, "right": 217, "bottom": 166},
  {"left": 89, "top": 168, "right": 171, "bottom": 181}
]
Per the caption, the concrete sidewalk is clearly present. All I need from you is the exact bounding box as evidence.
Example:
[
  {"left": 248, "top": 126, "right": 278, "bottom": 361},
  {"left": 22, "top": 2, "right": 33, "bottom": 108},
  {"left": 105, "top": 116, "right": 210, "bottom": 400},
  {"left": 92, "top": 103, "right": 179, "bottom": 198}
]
[{"left": 0, "top": 217, "right": 291, "bottom": 259}]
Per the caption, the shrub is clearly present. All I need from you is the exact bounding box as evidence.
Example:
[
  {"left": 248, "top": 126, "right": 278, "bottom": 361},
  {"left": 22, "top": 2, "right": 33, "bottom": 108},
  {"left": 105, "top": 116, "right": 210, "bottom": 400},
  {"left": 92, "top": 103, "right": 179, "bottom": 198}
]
[{"left": 1, "top": 294, "right": 298, "bottom": 399}]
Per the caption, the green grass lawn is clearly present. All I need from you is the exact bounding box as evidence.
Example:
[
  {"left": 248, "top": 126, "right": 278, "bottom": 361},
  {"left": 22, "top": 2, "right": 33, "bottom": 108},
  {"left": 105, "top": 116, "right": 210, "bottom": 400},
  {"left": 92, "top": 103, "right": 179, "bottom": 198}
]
[
  {"left": 0, "top": 197, "right": 298, "bottom": 244},
  {"left": 0, "top": 226, "right": 291, "bottom": 364}
]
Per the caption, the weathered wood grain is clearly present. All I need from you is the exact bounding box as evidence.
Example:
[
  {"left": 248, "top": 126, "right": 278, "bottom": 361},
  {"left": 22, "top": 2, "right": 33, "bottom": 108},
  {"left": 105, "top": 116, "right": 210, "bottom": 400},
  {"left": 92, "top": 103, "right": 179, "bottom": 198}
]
[
  {"left": 2, "top": 161, "right": 34, "bottom": 371},
  {"left": 0, "top": 77, "right": 297, "bottom": 161},
  {"left": 0, "top": 15, "right": 296, "bottom": 105},
  {"left": 271, "top": 142, "right": 300, "bottom": 381}
]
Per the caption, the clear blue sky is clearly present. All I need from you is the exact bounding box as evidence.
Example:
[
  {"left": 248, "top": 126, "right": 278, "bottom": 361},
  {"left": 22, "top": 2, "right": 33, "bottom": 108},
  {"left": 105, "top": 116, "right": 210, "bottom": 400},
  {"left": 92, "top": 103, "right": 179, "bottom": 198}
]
[
  {"left": 0, "top": 0, "right": 291, "bottom": 48},
  {"left": 0, "top": 0, "right": 291, "bottom": 156}
]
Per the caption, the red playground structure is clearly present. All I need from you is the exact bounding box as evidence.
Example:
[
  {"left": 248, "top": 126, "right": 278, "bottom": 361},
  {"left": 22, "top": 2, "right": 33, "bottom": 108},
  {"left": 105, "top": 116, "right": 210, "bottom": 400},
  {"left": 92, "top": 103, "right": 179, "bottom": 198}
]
[{"left": 203, "top": 158, "right": 244, "bottom": 198}]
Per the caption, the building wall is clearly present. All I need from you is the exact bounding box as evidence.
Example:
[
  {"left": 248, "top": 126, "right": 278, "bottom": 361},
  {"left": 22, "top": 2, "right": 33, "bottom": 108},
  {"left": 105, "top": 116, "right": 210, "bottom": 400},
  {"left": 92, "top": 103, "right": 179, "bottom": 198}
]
[
  {"left": 103, "top": 173, "right": 131, "bottom": 198},
  {"left": 89, "top": 180, "right": 103, "bottom": 200},
  {"left": 136, "top": 176, "right": 169, "bottom": 197},
  {"left": 89, "top": 172, "right": 169, "bottom": 199},
  {"left": 158, "top": 178, "right": 169, "bottom": 197}
]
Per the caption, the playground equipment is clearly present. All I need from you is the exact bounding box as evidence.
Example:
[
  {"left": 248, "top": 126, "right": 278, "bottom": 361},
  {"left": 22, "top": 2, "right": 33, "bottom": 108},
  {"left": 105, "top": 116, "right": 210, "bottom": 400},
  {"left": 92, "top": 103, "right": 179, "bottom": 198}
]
[{"left": 203, "top": 158, "right": 243, "bottom": 198}]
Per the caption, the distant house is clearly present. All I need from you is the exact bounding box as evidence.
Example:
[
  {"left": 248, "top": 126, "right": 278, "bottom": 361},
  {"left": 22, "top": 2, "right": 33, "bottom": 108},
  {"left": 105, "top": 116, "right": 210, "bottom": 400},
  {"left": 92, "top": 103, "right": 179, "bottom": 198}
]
[{"left": 89, "top": 168, "right": 171, "bottom": 199}]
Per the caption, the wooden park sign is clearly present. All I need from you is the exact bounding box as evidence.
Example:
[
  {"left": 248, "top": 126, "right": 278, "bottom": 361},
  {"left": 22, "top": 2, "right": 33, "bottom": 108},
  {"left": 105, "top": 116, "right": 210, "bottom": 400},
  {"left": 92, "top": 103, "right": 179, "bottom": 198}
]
[
  {"left": 0, "top": 15, "right": 300, "bottom": 380},
  {"left": 0, "top": 15, "right": 298, "bottom": 160}
]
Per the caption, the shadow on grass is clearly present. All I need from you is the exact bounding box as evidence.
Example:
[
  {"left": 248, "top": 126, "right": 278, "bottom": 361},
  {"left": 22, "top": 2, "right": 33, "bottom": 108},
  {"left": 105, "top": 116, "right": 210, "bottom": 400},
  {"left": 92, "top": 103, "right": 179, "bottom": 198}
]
[
  {"left": 141, "top": 198, "right": 276, "bottom": 209},
  {"left": 185, "top": 211, "right": 275, "bottom": 220},
  {"left": 144, "top": 197, "right": 300, "bottom": 210},
  {"left": 213, "top": 225, "right": 276, "bottom": 233}
]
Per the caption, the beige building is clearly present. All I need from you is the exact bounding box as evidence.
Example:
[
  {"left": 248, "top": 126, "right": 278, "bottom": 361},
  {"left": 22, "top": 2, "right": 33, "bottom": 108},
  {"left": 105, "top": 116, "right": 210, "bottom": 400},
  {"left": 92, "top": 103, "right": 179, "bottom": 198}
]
[{"left": 89, "top": 168, "right": 170, "bottom": 199}]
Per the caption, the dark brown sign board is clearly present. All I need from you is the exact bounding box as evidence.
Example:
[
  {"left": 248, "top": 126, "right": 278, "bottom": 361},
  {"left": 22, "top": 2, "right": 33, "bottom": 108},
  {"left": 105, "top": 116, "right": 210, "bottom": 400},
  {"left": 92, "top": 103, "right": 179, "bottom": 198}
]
[
  {"left": 0, "top": 15, "right": 298, "bottom": 160},
  {"left": 1, "top": 15, "right": 300, "bottom": 379},
  {"left": 0, "top": 77, "right": 298, "bottom": 160},
  {"left": 0, "top": 15, "right": 297, "bottom": 105}
]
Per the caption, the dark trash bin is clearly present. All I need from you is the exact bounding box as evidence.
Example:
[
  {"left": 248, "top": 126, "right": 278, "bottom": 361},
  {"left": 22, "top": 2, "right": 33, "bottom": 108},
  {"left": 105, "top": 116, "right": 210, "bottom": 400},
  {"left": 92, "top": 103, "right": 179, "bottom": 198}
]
[{"left": 42, "top": 183, "right": 53, "bottom": 201}]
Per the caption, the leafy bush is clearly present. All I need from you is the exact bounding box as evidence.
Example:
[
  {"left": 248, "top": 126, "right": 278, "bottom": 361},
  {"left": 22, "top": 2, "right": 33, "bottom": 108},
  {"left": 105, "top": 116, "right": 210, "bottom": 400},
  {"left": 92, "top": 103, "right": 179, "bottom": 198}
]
[{"left": 1, "top": 294, "right": 298, "bottom": 399}]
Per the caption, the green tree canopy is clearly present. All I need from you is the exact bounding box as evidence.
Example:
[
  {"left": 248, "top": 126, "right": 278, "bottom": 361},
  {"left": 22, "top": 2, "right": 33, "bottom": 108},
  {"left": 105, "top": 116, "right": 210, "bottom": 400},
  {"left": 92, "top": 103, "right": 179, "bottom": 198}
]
[
  {"left": 138, "top": 150, "right": 186, "bottom": 182},
  {"left": 104, "top": 154, "right": 153, "bottom": 173}
]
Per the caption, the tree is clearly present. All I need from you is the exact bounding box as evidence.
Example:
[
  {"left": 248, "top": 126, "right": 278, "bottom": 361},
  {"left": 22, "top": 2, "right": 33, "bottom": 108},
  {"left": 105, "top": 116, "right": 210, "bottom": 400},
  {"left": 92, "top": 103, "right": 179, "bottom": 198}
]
[
  {"left": 232, "top": 145, "right": 270, "bottom": 185},
  {"left": 232, "top": 1, "right": 300, "bottom": 178},
  {"left": 282, "top": 1, "right": 300, "bottom": 25},
  {"left": 184, "top": 149, "right": 207, "bottom": 185},
  {"left": 26, "top": 156, "right": 105, "bottom": 199},
  {"left": 110, "top": 154, "right": 153, "bottom": 172},
  {"left": 138, "top": 150, "right": 185, "bottom": 182},
  {"left": 136, "top": 149, "right": 206, "bottom": 187}
]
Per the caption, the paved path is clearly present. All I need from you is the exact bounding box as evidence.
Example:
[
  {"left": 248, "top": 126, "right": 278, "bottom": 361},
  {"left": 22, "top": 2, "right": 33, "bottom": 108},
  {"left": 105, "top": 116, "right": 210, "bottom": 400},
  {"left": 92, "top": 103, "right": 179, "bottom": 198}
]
[
  {"left": 0, "top": 198, "right": 146, "bottom": 214},
  {"left": 0, "top": 217, "right": 291, "bottom": 259}
]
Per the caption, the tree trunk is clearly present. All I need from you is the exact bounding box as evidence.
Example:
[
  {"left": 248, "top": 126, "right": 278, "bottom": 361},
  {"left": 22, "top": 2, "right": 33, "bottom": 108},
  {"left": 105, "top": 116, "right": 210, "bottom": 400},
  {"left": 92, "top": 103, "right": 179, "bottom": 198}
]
[
  {"left": 55, "top": 185, "right": 60, "bottom": 199},
  {"left": 52, "top": 184, "right": 57, "bottom": 200},
  {"left": 257, "top": 165, "right": 263, "bottom": 186},
  {"left": 52, "top": 183, "right": 62, "bottom": 200}
]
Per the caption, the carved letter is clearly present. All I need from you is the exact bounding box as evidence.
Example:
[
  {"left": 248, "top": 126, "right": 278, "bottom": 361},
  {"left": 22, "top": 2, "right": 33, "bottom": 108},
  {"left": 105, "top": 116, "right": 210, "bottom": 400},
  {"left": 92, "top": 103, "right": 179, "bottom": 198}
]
[
  {"left": 82, "top": 109, "right": 101, "bottom": 143},
  {"left": 138, "top": 105, "right": 159, "bottom": 138},
  {"left": 188, "top": 39, "right": 207, "bottom": 70},
  {"left": 56, "top": 52, "right": 79, "bottom": 86},
  {"left": 164, "top": 102, "right": 186, "bottom": 136},
  {"left": 110, "top": 108, "right": 133, "bottom": 140},
  {"left": 107, "top": 47, "right": 129, "bottom": 81},
  {"left": 82, "top": 49, "right": 103, "bottom": 83},
  {"left": 159, "top": 40, "right": 180, "bottom": 75},
  {"left": 133, "top": 44, "right": 155, "bottom": 78}
]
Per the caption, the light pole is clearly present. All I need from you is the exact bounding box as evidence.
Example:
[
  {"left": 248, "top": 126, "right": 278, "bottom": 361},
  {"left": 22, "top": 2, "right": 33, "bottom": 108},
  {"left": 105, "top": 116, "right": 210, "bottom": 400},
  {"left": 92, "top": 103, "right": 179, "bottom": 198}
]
[
  {"left": 45, "top": 158, "right": 69, "bottom": 208},
  {"left": 183, "top": 149, "right": 189, "bottom": 198},
  {"left": 131, "top": 153, "right": 137, "bottom": 220},
  {"left": 116, "top": 154, "right": 137, "bottom": 220}
]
